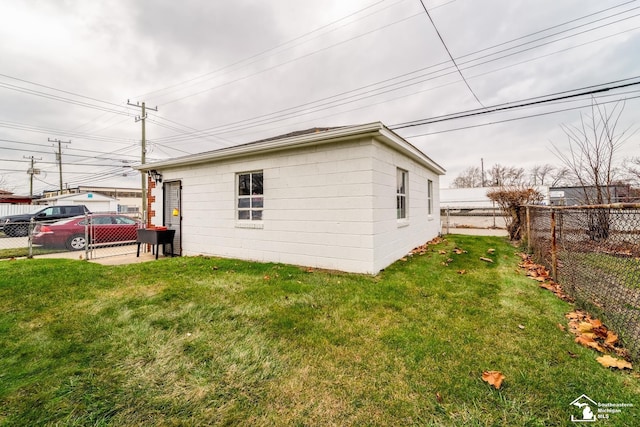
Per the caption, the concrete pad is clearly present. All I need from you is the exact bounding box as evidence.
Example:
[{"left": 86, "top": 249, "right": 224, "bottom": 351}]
[
  {"left": 32, "top": 245, "right": 174, "bottom": 265},
  {"left": 444, "top": 227, "right": 508, "bottom": 237}
]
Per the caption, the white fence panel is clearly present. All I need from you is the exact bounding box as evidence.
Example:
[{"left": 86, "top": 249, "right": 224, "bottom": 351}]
[{"left": 0, "top": 204, "right": 40, "bottom": 217}]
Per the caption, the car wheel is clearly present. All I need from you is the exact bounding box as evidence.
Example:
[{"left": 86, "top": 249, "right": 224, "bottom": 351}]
[
  {"left": 5, "top": 224, "right": 28, "bottom": 237},
  {"left": 14, "top": 223, "right": 29, "bottom": 237},
  {"left": 66, "top": 234, "right": 87, "bottom": 251}
]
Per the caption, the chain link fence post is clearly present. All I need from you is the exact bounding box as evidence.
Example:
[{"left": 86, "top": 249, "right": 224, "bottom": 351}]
[
  {"left": 526, "top": 203, "right": 640, "bottom": 360},
  {"left": 84, "top": 212, "right": 90, "bottom": 261},
  {"left": 27, "top": 218, "right": 34, "bottom": 259},
  {"left": 550, "top": 209, "right": 558, "bottom": 282}
]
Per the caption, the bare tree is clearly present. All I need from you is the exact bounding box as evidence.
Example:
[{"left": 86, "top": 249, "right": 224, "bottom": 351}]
[
  {"left": 451, "top": 166, "right": 484, "bottom": 188},
  {"left": 529, "top": 164, "right": 573, "bottom": 187},
  {"left": 549, "top": 166, "right": 572, "bottom": 187},
  {"left": 529, "top": 164, "right": 555, "bottom": 185},
  {"left": 488, "top": 164, "right": 525, "bottom": 186},
  {"left": 552, "top": 99, "right": 636, "bottom": 240},
  {"left": 623, "top": 156, "right": 640, "bottom": 184},
  {"left": 552, "top": 99, "right": 634, "bottom": 204}
]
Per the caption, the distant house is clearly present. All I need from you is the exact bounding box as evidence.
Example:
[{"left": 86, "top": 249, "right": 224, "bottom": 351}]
[
  {"left": 441, "top": 186, "right": 550, "bottom": 210},
  {"left": 549, "top": 185, "right": 631, "bottom": 206},
  {"left": 32, "top": 192, "right": 118, "bottom": 212},
  {"left": 42, "top": 186, "right": 142, "bottom": 213},
  {"left": 137, "top": 122, "right": 446, "bottom": 274},
  {"left": 0, "top": 190, "right": 32, "bottom": 205}
]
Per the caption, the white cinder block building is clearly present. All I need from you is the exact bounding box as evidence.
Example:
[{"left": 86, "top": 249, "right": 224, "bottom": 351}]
[{"left": 138, "top": 122, "right": 445, "bottom": 274}]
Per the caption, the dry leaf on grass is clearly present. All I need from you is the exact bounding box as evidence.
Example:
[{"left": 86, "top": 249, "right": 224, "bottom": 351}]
[
  {"left": 482, "top": 371, "right": 505, "bottom": 389},
  {"left": 438, "top": 250, "right": 447, "bottom": 255},
  {"left": 575, "top": 335, "right": 606, "bottom": 353},
  {"left": 605, "top": 331, "right": 619, "bottom": 346},
  {"left": 480, "top": 257, "right": 494, "bottom": 263},
  {"left": 487, "top": 248, "right": 496, "bottom": 254},
  {"left": 596, "top": 355, "right": 633, "bottom": 370},
  {"left": 435, "top": 392, "right": 443, "bottom": 403}
]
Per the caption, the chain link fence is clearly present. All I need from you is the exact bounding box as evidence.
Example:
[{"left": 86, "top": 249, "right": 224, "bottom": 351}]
[
  {"left": 524, "top": 204, "right": 640, "bottom": 359},
  {"left": 0, "top": 212, "right": 143, "bottom": 260}
]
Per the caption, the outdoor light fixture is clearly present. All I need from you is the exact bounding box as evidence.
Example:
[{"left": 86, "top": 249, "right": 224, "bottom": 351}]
[{"left": 148, "top": 169, "right": 163, "bottom": 183}]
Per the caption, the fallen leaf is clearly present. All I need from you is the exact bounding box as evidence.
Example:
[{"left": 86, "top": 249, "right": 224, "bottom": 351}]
[
  {"left": 435, "top": 392, "right": 443, "bottom": 403},
  {"left": 263, "top": 275, "right": 270, "bottom": 280},
  {"left": 453, "top": 248, "right": 467, "bottom": 255},
  {"left": 596, "top": 355, "right": 633, "bottom": 370},
  {"left": 438, "top": 250, "right": 447, "bottom": 255},
  {"left": 480, "top": 257, "right": 494, "bottom": 263},
  {"left": 605, "top": 331, "right": 619, "bottom": 346},
  {"left": 400, "top": 257, "right": 408, "bottom": 262},
  {"left": 482, "top": 371, "right": 505, "bottom": 389},
  {"left": 487, "top": 248, "right": 496, "bottom": 254},
  {"left": 575, "top": 336, "right": 605, "bottom": 353},
  {"left": 567, "top": 351, "right": 579, "bottom": 358},
  {"left": 578, "top": 322, "right": 594, "bottom": 333},
  {"left": 518, "top": 324, "right": 525, "bottom": 330},
  {"left": 557, "top": 323, "right": 566, "bottom": 331},
  {"left": 457, "top": 270, "right": 466, "bottom": 275}
]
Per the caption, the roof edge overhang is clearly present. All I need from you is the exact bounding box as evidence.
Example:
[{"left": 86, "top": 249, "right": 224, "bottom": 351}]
[{"left": 136, "top": 122, "right": 446, "bottom": 175}]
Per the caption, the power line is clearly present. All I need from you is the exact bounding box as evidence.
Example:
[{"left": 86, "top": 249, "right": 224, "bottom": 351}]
[
  {"left": 150, "top": 10, "right": 640, "bottom": 145},
  {"left": 416, "top": 0, "right": 485, "bottom": 107},
  {"left": 401, "top": 93, "right": 640, "bottom": 138},
  {"left": 0, "top": 119, "right": 138, "bottom": 144},
  {"left": 136, "top": 0, "right": 394, "bottom": 100},
  {"left": 0, "top": 81, "right": 132, "bottom": 117},
  {"left": 390, "top": 76, "right": 640, "bottom": 129},
  {"left": 0, "top": 138, "right": 142, "bottom": 160},
  {"left": 160, "top": 11, "right": 426, "bottom": 106},
  {"left": 0, "top": 72, "right": 127, "bottom": 110}
]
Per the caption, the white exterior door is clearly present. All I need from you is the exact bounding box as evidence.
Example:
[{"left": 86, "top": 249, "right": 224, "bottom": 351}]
[{"left": 163, "top": 181, "right": 181, "bottom": 256}]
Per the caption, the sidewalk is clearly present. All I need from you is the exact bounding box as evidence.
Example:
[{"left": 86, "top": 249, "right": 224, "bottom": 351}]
[
  {"left": 33, "top": 246, "right": 172, "bottom": 265},
  {"left": 444, "top": 227, "right": 508, "bottom": 237}
]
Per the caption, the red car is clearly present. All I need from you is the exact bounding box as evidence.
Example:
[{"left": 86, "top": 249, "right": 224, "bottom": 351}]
[{"left": 33, "top": 214, "right": 141, "bottom": 250}]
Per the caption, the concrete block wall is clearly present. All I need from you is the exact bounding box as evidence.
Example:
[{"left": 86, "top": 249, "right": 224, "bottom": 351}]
[{"left": 150, "top": 136, "right": 441, "bottom": 274}]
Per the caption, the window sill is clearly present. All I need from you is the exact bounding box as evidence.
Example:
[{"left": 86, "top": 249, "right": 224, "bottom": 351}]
[
  {"left": 397, "top": 219, "right": 409, "bottom": 228},
  {"left": 235, "top": 221, "right": 264, "bottom": 229}
]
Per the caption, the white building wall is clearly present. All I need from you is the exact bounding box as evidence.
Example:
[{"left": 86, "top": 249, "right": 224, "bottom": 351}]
[
  {"left": 371, "top": 141, "right": 440, "bottom": 272},
  {"left": 150, "top": 137, "right": 441, "bottom": 274},
  {"left": 153, "top": 138, "right": 377, "bottom": 273}
]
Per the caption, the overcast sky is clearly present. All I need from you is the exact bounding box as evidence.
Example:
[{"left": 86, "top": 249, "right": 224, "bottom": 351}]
[{"left": 1, "top": 0, "right": 639, "bottom": 195}]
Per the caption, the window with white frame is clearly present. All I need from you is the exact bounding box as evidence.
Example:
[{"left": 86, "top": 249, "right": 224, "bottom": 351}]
[
  {"left": 427, "top": 179, "right": 433, "bottom": 215},
  {"left": 397, "top": 168, "right": 407, "bottom": 219},
  {"left": 237, "top": 171, "right": 263, "bottom": 220}
]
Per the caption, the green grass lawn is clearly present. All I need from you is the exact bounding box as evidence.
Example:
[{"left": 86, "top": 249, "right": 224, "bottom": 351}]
[{"left": 0, "top": 235, "right": 638, "bottom": 426}]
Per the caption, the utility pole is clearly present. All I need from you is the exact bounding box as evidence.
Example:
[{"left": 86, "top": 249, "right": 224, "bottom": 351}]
[
  {"left": 24, "top": 155, "right": 42, "bottom": 199},
  {"left": 127, "top": 100, "right": 158, "bottom": 224},
  {"left": 48, "top": 138, "right": 71, "bottom": 195}
]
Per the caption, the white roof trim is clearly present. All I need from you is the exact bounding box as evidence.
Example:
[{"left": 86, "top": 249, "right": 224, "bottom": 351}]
[{"left": 137, "top": 122, "right": 445, "bottom": 175}]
